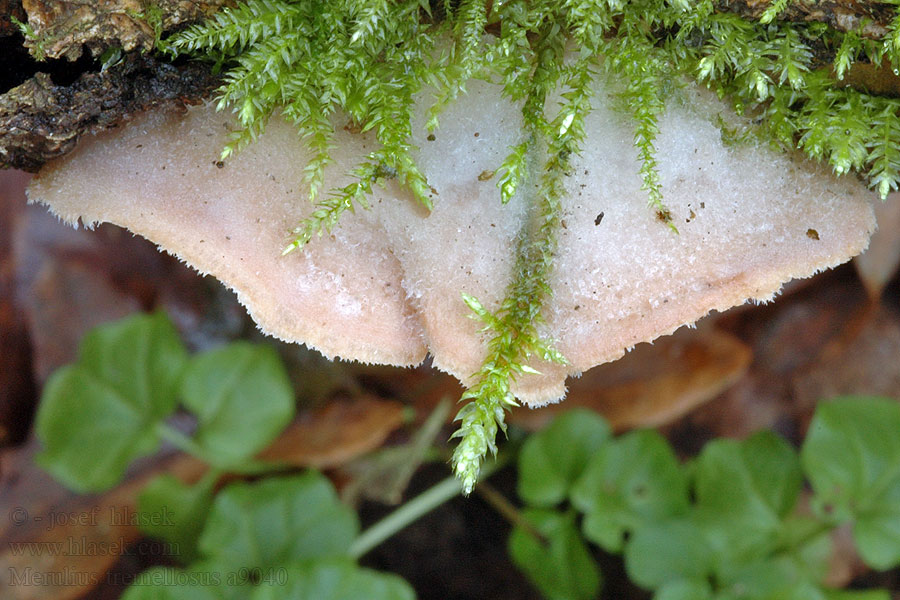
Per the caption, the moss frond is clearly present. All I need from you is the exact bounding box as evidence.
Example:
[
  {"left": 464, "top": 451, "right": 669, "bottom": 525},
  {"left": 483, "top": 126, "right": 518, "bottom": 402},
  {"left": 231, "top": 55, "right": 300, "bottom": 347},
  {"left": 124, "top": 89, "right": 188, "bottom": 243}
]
[
  {"left": 424, "top": 0, "right": 489, "bottom": 131},
  {"left": 759, "top": 0, "right": 789, "bottom": 25},
  {"left": 868, "top": 99, "right": 900, "bottom": 198},
  {"left": 609, "top": 29, "right": 676, "bottom": 230},
  {"left": 11, "top": 16, "right": 48, "bottom": 61},
  {"left": 451, "top": 6, "right": 603, "bottom": 492}
]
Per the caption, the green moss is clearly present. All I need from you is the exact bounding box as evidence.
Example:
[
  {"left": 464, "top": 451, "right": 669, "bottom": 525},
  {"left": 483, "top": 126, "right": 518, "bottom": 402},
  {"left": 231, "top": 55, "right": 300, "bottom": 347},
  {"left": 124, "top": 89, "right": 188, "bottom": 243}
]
[
  {"left": 12, "top": 15, "right": 48, "bottom": 61},
  {"left": 163, "top": 0, "right": 900, "bottom": 491}
]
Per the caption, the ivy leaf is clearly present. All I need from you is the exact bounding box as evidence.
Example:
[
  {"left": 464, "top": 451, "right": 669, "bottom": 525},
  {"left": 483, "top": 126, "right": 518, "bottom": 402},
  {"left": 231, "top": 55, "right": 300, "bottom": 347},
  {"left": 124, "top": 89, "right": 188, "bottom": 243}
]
[
  {"left": 180, "top": 342, "right": 295, "bottom": 465},
  {"left": 823, "top": 590, "right": 892, "bottom": 600},
  {"left": 696, "top": 431, "right": 802, "bottom": 516},
  {"left": 716, "top": 558, "right": 822, "bottom": 600},
  {"left": 251, "top": 559, "right": 415, "bottom": 600},
  {"left": 79, "top": 311, "right": 188, "bottom": 412},
  {"left": 624, "top": 517, "right": 714, "bottom": 590},
  {"left": 779, "top": 515, "right": 834, "bottom": 584},
  {"left": 801, "top": 397, "right": 900, "bottom": 570},
  {"left": 570, "top": 430, "right": 689, "bottom": 552},
  {"left": 120, "top": 563, "right": 251, "bottom": 599},
  {"left": 198, "top": 472, "right": 358, "bottom": 570},
  {"left": 36, "top": 312, "right": 188, "bottom": 492},
  {"left": 693, "top": 431, "right": 803, "bottom": 562},
  {"left": 138, "top": 474, "right": 217, "bottom": 564},
  {"left": 655, "top": 579, "right": 714, "bottom": 600},
  {"left": 508, "top": 509, "right": 602, "bottom": 600},
  {"left": 517, "top": 409, "right": 611, "bottom": 506}
]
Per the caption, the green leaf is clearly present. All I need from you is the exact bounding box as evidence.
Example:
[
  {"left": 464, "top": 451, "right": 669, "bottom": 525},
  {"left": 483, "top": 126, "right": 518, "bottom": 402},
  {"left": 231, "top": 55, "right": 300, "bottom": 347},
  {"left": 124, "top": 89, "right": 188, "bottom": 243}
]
[
  {"left": 624, "top": 518, "right": 714, "bottom": 590},
  {"left": 655, "top": 579, "right": 713, "bottom": 600},
  {"left": 37, "top": 367, "right": 160, "bottom": 491},
  {"left": 508, "top": 509, "right": 602, "bottom": 600},
  {"left": 717, "top": 558, "right": 823, "bottom": 600},
  {"left": 138, "top": 473, "right": 217, "bottom": 563},
  {"left": 120, "top": 563, "right": 251, "bottom": 600},
  {"left": 198, "top": 472, "right": 358, "bottom": 570},
  {"left": 801, "top": 397, "right": 900, "bottom": 570},
  {"left": 79, "top": 312, "right": 188, "bottom": 414},
  {"left": 517, "top": 409, "right": 611, "bottom": 506},
  {"left": 571, "top": 430, "right": 689, "bottom": 552},
  {"left": 693, "top": 431, "right": 802, "bottom": 562},
  {"left": 778, "top": 515, "right": 833, "bottom": 584},
  {"left": 36, "top": 313, "right": 188, "bottom": 491},
  {"left": 181, "top": 342, "right": 295, "bottom": 465},
  {"left": 823, "top": 590, "right": 891, "bottom": 600},
  {"left": 252, "top": 559, "right": 415, "bottom": 600}
]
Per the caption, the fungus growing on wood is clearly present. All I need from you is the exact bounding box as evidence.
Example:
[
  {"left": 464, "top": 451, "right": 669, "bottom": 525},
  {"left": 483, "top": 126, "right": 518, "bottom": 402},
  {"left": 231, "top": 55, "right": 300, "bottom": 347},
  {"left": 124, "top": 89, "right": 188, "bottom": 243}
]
[
  {"left": 28, "top": 80, "right": 875, "bottom": 402},
  {"left": 17, "top": 0, "right": 891, "bottom": 490}
]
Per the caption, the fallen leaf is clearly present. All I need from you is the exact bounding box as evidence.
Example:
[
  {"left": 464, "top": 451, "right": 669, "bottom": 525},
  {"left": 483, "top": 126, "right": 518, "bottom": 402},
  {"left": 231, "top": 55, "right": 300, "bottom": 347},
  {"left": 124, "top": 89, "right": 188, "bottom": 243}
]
[
  {"left": 686, "top": 265, "right": 871, "bottom": 441},
  {"left": 25, "top": 256, "right": 140, "bottom": 384},
  {"left": 794, "top": 305, "right": 900, "bottom": 418},
  {"left": 339, "top": 398, "right": 452, "bottom": 506},
  {"left": 259, "top": 395, "right": 406, "bottom": 469},
  {"left": 509, "top": 325, "right": 751, "bottom": 432}
]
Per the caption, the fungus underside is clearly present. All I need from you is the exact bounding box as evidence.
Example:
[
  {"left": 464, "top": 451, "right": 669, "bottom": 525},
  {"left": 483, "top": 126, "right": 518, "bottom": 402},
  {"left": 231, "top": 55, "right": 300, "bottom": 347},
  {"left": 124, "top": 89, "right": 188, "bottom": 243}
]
[{"left": 142, "top": 0, "right": 900, "bottom": 491}]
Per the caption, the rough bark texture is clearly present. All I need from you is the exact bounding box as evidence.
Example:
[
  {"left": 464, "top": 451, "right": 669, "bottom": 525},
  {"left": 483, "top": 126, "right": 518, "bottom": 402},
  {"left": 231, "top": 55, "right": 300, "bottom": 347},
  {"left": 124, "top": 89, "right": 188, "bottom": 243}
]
[
  {"left": 20, "top": 0, "right": 229, "bottom": 60},
  {"left": 0, "top": 54, "right": 218, "bottom": 171},
  {"left": 717, "top": 0, "right": 896, "bottom": 38}
]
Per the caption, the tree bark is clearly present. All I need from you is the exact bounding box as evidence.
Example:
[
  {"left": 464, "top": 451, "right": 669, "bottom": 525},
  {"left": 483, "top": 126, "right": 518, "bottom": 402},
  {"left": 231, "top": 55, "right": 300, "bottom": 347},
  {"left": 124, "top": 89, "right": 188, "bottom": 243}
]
[
  {"left": 716, "top": 0, "right": 896, "bottom": 38},
  {"left": 0, "top": 54, "right": 218, "bottom": 172},
  {"left": 20, "top": 0, "right": 229, "bottom": 60}
]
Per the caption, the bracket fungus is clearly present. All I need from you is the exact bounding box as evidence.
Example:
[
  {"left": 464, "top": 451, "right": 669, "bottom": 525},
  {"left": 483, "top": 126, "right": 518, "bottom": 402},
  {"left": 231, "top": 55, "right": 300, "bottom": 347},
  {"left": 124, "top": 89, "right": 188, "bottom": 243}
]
[{"left": 28, "top": 78, "right": 876, "bottom": 405}]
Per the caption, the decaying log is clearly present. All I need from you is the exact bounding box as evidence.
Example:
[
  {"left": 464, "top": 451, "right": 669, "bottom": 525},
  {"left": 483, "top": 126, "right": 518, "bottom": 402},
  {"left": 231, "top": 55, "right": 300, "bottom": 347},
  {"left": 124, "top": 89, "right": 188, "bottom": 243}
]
[
  {"left": 716, "top": 0, "right": 896, "bottom": 38},
  {"left": 19, "top": 0, "right": 229, "bottom": 60},
  {"left": 0, "top": 54, "right": 218, "bottom": 171}
]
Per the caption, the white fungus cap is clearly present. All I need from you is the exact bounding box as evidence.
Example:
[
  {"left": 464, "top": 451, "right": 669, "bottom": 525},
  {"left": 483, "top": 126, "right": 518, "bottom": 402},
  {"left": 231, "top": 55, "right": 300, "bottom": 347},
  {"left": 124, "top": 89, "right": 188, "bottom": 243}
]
[{"left": 28, "top": 78, "right": 876, "bottom": 406}]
